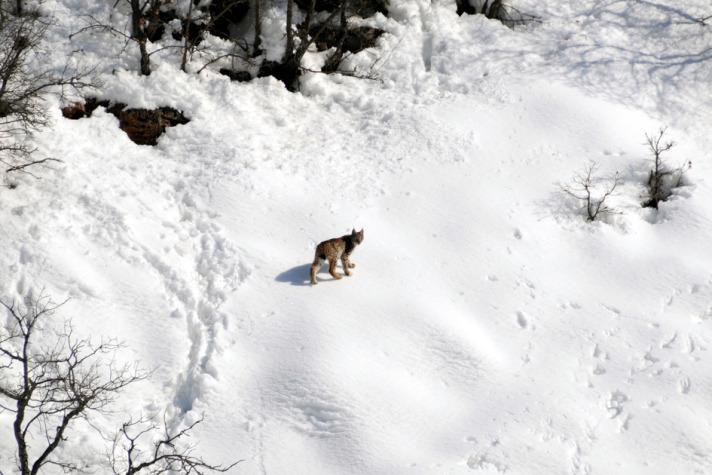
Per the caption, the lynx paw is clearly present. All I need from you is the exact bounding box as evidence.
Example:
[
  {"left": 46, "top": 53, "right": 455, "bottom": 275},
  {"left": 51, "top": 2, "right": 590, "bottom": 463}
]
[
  {"left": 349, "top": 263, "right": 356, "bottom": 268},
  {"left": 332, "top": 273, "right": 343, "bottom": 280}
]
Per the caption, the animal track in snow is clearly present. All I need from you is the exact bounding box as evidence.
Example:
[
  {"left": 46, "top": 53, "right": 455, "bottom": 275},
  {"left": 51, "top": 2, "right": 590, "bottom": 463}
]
[
  {"left": 516, "top": 311, "right": 529, "bottom": 329},
  {"left": 163, "top": 190, "right": 249, "bottom": 414},
  {"left": 295, "top": 401, "right": 348, "bottom": 437},
  {"left": 605, "top": 390, "right": 628, "bottom": 419},
  {"left": 467, "top": 452, "right": 508, "bottom": 472},
  {"left": 272, "top": 378, "right": 352, "bottom": 439},
  {"left": 587, "top": 344, "right": 609, "bottom": 378},
  {"left": 660, "top": 332, "right": 677, "bottom": 349},
  {"left": 591, "top": 364, "right": 606, "bottom": 375},
  {"left": 601, "top": 304, "right": 621, "bottom": 317},
  {"left": 701, "top": 306, "right": 712, "bottom": 321},
  {"left": 467, "top": 439, "right": 508, "bottom": 473}
]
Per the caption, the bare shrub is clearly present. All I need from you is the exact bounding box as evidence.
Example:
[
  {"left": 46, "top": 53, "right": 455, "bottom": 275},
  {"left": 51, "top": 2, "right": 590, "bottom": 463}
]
[
  {"left": 642, "top": 127, "right": 691, "bottom": 209},
  {"left": 72, "top": 0, "right": 254, "bottom": 76},
  {"left": 260, "top": 0, "right": 381, "bottom": 90},
  {"left": 561, "top": 162, "right": 622, "bottom": 222},
  {"left": 0, "top": 3, "right": 91, "bottom": 175}
]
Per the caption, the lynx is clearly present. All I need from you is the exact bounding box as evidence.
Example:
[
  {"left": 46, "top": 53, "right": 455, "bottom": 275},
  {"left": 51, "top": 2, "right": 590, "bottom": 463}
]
[{"left": 310, "top": 228, "right": 364, "bottom": 285}]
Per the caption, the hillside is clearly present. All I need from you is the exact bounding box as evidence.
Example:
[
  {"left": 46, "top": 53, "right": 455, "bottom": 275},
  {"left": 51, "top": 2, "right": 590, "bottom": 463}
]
[{"left": 1, "top": 0, "right": 711, "bottom": 473}]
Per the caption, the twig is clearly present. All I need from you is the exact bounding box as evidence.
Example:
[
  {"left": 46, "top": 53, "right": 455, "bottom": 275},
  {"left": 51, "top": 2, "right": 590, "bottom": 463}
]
[
  {"left": 6, "top": 157, "right": 62, "bottom": 174},
  {"left": 197, "top": 51, "right": 253, "bottom": 74},
  {"left": 300, "top": 66, "right": 381, "bottom": 82}
]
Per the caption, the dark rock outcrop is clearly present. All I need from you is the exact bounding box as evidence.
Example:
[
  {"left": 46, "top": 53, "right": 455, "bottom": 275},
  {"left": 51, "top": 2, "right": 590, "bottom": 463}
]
[
  {"left": 208, "top": 0, "right": 250, "bottom": 39},
  {"left": 310, "top": 25, "right": 384, "bottom": 53},
  {"left": 219, "top": 69, "right": 253, "bottom": 82},
  {"left": 295, "top": 0, "right": 387, "bottom": 17}
]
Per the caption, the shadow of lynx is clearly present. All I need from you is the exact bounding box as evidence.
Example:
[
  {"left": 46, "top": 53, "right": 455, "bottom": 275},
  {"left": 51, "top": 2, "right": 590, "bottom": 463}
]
[{"left": 275, "top": 263, "right": 341, "bottom": 286}]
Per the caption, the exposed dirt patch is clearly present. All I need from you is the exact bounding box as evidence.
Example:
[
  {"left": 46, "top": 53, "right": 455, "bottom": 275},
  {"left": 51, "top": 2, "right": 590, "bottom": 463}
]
[{"left": 62, "top": 99, "right": 189, "bottom": 146}]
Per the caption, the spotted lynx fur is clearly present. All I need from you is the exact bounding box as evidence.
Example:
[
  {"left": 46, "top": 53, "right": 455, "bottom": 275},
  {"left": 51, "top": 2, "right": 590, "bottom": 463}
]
[{"left": 310, "top": 228, "right": 364, "bottom": 285}]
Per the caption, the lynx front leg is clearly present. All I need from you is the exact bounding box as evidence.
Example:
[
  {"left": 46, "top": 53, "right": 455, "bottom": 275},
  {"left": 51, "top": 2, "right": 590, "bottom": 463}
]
[
  {"left": 328, "top": 258, "right": 342, "bottom": 280},
  {"left": 341, "top": 255, "right": 352, "bottom": 276}
]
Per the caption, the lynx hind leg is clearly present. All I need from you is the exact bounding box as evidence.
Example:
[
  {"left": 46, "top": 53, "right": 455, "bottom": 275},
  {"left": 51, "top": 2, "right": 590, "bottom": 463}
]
[
  {"left": 310, "top": 256, "right": 322, "bottom": 285},
  {"left": 341, "top": 256, "right": 352, "bottom": 276},
  {"left": 328, "top": 258, "right": 342, "bottom": 280}
]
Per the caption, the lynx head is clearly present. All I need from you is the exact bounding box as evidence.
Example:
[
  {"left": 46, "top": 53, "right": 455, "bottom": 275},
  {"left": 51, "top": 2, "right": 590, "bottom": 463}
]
[{"left": 351, "top": 228, "right": 364, "bottom": 245}]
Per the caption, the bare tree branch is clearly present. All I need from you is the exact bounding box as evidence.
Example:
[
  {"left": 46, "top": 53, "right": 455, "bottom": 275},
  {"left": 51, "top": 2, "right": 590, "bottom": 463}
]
[
  {"left": 1, "top": 4, "right": 94, "bottom": 178},
  {"left": 0, "top": 294, "right": 147, "bottom": 475},
  {"left": 109, "top": 414, "right": 242, "bottom": 474},
  {"left": 5, "top": 156, "right": 61, "bottom": 174}
]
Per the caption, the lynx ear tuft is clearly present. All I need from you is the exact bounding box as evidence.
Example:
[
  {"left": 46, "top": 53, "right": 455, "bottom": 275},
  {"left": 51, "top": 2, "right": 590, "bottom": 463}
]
[{"left": 352, "top": 228, "right": 356, "bottom": 235}]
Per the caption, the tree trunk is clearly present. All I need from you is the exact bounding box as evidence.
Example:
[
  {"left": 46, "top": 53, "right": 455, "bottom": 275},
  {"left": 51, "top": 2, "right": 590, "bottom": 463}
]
[
  {"left": 323, "top": 0, "right": 348, "bottom": 73},
  {"left": 253, "top": 0, "right": 262, "bottom": 56},
  {"left": 181, "top": 0, "right": 195, "bottom": 71},
  {"left": 14, "top": 398, "right": 29, "bottom": 474},
  {"left": 285, "top": 0, "right": 294, "bottom": 60},
  {"left": 139, "top": 39, "right": 151, "bottom": 75},
  {"left": 130, "top": 0, "right": 151, "bottom": 75}
]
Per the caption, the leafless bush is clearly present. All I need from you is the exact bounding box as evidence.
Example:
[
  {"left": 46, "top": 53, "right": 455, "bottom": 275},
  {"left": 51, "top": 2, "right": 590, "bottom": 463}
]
[
  {"left": 561, "top": 162, "right": 622, "bottom": 222},
  {"left": 109, "top": 414, "right": 241, "bottom": 474},
  {"left": 178, "top": 0, "right": 254, "bottom": 72},
  {"left": 71, "top": 0, "right": 253, "bottom": 76},
  {"left": 70, "top": 0, "right": 177, "bottom": 76},
  {"left": 643, "top": 127, "right": 691, "bottom": 208},
  {"left": 0, "top": 2, "right": 91, "bottom": 175},
  {"left": 253, "top": 0, "right": 261, "bottom": 56},
  {"left": 0, "top": 294, "right": 146, "bottom": 474},
  {"left": 262, "top": 0, "right": 380, "bottom": 89}
]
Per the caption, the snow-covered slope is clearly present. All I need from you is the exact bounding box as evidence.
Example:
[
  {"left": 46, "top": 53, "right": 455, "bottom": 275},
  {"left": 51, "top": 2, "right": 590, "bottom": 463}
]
[{"left": 1, "top": 0, "right": 711, "bottom": 473}]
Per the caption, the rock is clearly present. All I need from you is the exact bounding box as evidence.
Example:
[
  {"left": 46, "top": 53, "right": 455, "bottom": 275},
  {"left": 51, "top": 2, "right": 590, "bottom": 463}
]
[
  {"left": 295, "top": 0, "right": 387, "bottom": 17},
  {"left": 61, "top": 102, "right": 88, "bottom": 120},
  {"left": 455, "top": 0, "right": 506, "bottom": 20},
  {"left": 61, "top": 98, "right": 112, "bottom": 119},
  {"left": 158, "top": 8, "right": 179, "bottom": 23},
  {"left": 310, "top": 25, "right": 384, "bottom": 53},
  {"left": 208, "top": 0, "right": 250, "bottom": 39},
  {"left": 219, "top": 69, "right": 253, "bottom": 82},
  {"left": 456, "top": 0, "right": 478, "bottom": 15},
  {"left": 115, "top": 107, "right": 189, "bottom": 146},
  {"left": 171, "top": 18, "right": 206, "bottom": 46},
  {"left": 257, "top": 60, "right": 301, "bottom": 91},
  {"left": 146, "top": 20, "right": 165, "bottom": 42}
]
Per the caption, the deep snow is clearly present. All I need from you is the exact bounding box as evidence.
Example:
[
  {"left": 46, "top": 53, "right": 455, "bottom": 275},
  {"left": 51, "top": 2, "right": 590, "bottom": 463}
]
[{"left": 1, "top": 0, "right": 711, "bottom": 473}]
